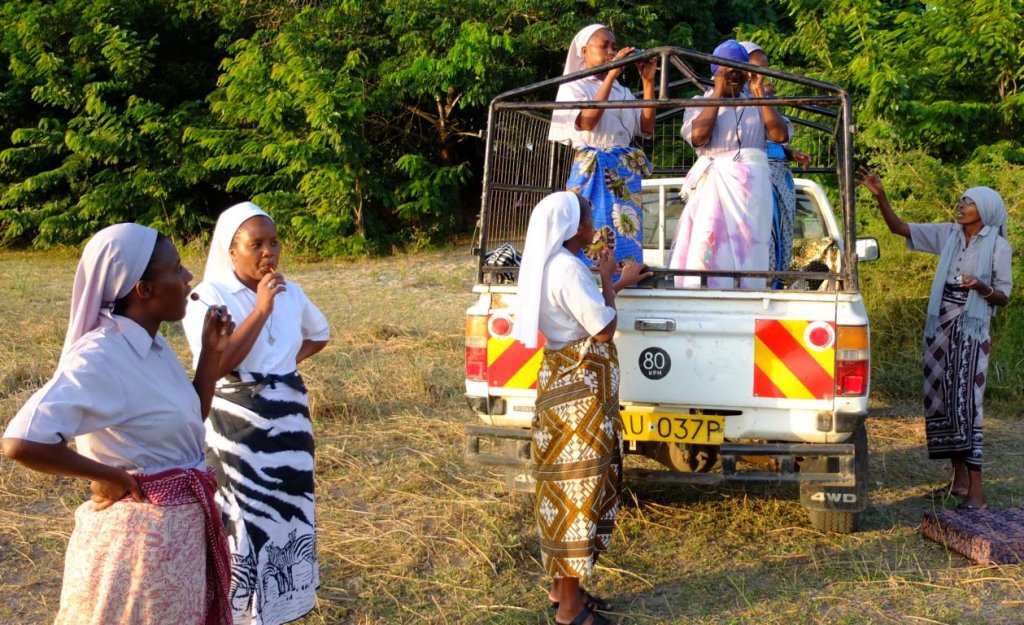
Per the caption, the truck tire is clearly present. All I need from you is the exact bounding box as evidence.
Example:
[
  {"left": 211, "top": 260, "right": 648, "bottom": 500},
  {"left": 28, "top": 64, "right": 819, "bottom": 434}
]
[
  {"left": 801, "top": 423, "right": 868, "bottom": 534},
  {"left": 646, "top": 442, "right": 718, "bottom": 472},
  {"left": 808, "top": 509, "right": 857, "bottom": 533}
]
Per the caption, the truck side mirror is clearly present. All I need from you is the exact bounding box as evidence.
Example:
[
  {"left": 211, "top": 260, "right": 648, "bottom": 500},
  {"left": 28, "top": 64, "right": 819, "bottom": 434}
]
[{"left": 856, "top": 238, "right": 880, "bottom": 262}]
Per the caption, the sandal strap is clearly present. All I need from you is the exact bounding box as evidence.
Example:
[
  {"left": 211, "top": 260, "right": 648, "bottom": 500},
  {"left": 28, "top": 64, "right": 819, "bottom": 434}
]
[
  {"left": 582, "top": 590, "right": 613, "bottom": 611},
  {"left": 566, "top": 606, "right": 610, "bottom": 625}
]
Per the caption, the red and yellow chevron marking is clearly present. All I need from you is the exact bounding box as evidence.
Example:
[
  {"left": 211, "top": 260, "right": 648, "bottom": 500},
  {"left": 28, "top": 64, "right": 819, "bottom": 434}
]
[
  {"left": 488, "top": 333, "right": 544, "bottom": 389},
  {"left": 754, "top": 319, "right": 835, "bottom": 400}
]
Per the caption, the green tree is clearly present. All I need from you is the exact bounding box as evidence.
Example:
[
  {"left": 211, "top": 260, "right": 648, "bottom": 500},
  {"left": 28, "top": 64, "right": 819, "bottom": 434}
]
[{"left": 0, "top": 0, "right": 228, "bottom": 245}]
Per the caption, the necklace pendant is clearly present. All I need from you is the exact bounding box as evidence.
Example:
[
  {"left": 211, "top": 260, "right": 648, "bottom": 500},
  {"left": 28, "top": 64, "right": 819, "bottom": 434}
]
[{"left": 268, "top": 335, "right": 276, "bottom": 346}]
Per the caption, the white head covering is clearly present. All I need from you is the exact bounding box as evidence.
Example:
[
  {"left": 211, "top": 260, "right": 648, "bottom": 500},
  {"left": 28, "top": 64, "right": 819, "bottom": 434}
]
[
  {"left": 203, "top": 202, "right": 273, "bottom": 285},
  {"left": 548, "top": 24, "right": 612, "bottom": 144},
  {"left": 512, "top": 192, "right": 581, "bottom": 348},
  {"left": 925, "top": 186, "right": 1008, "bottom": 340},
  {"left": 738, "top": 41, "right": 763, "bottom": 57},
  {"left": 562, "top": 24, "right": 610, "bottom": 76},
  {"left": 63, "top": 223, "right": 158, "bottom": 356}
]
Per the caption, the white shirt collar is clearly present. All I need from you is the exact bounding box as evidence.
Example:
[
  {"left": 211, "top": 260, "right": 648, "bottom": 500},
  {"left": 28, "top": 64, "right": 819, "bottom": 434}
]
[
  {"left": 110, "top": 313, "right": 163, "bottom": 358},
  {"left": 216, "top": 270, "right": 255, "bottom": 296}
]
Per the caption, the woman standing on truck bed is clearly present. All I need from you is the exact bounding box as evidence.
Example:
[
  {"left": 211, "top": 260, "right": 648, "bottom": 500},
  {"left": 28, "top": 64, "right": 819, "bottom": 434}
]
[
  {"left": 740, "top": 41, "right": 811, "bottom": 289},
  {"left": 669, "top": 39, "right": 790, "bottom": 289},
  {"left": 858, "top": 168, "right": 1011, "bottom": 511},
  {"left": 548, "top": 23, "right": 656, "bottom": 269},
  {"left": 184, "top": 202, "right": 330, "bottom": 625},
  {"left": 513, "top": 191, "right": 651, "bottom": 625}
]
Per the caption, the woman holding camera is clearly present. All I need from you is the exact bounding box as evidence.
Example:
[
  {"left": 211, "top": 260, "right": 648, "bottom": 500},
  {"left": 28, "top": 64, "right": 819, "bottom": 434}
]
[
  {"left": 549, "top": 24, "right": 656, "bottom": 268},
  {"left": 669, "top": 39, "right": 789, "bottom": 288}
]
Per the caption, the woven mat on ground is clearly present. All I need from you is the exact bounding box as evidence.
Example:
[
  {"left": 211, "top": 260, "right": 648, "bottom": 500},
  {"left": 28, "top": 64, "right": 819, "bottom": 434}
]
[{"left": 921, "top": 508, "right": 1024, "bottom": 565}]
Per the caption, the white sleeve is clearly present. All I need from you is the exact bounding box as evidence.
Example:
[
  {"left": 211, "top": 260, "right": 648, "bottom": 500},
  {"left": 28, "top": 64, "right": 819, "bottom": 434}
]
[
  {"left": 559, "top": 263, "right": 617, "bottom": 337},
  {"left": 907, "top": 223, "right": 955, "bottom": 256},
  {"left": 296, "top": 284, "right": 330, "bottom": 341},
  {"left": 549, "top": 81, "right": 590, "bottom": 144},
  {"left": 4, "top": 352, "right": 126, "bottom": 444},
  {"left": 681, "top": 98, "right": 703, "bottom": 145}
]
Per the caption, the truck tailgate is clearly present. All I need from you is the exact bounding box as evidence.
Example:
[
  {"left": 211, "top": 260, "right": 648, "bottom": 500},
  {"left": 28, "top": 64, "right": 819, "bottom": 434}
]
[{"left": 615, "top": 289, "right": 840, "bottom": 411}]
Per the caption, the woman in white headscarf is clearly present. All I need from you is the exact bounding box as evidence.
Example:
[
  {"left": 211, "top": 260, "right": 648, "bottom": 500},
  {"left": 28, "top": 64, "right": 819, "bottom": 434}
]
[
  {"left": 549, "top": 24, "right": 656, "bottom": 269},
  {"left": 857, "top": 168, "right": 1011, "bottom": 511},
  {"left": 183, "top": 202, "right": 329, "bottom": 625},
  {"left": 513, "top": 192, "right": 651, "bottom": 625},
  {"left": 3, "top": 224, "right": 235, "bottom": 625}
]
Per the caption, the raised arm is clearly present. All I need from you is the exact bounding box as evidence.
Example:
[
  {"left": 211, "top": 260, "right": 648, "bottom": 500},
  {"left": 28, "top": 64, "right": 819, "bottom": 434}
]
[
  {"left": 686, "top": 70, "right": 729, "bottom": 147},
  {"left": 576, "top": 48, "right": 641, "bottom": 131},
  {"left": 192, "top": 305, "right": 234, "bottom": 417},
  {"left": 638, "top": 57, "right": 657, "bottom": 136},
  {"left": 855, "top": 166, "right": 911, "bottom": 239},
  {"left": 748, "top": 73, "right": 789, "bottom": 144},
  {"left": 214, "top": 272, "right": 285, "bottom": 378}
]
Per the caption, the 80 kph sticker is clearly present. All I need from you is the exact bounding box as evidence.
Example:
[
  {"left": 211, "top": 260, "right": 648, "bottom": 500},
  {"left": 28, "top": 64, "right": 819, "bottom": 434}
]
[{"left": 638, "top": 347, "right": 671, "bottom": 380}]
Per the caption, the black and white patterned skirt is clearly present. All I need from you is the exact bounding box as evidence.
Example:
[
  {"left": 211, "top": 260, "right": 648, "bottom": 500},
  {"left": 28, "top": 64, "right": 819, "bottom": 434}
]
[
  {"left": 922, "top": 285, "right": 990, "bottom": 470},
  {"left": 208, "top": 371, "right": 318, "bottom": 625}
]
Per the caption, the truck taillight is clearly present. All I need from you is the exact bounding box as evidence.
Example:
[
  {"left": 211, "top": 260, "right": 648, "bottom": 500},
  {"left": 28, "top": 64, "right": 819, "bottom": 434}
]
[
  {"left": 465, "top": 315, "right": 488, "bottom": 382},
  {"left": 836, "top": 325, "right": 869, "bottom": 396}
]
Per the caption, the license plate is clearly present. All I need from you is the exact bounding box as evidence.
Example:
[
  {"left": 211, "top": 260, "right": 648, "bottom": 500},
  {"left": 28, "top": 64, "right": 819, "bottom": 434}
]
[{"left": 620, "top": 409, "right": 724, "bottom": 445}]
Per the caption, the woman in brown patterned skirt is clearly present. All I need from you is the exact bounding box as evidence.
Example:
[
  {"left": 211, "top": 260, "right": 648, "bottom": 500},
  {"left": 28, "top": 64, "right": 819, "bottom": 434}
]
[
  {"left": 512, "top": 191, "right": 652, "bottom": 625},
  {"left": 857, "top": 167, "right": 1011, "bottom": 511}
]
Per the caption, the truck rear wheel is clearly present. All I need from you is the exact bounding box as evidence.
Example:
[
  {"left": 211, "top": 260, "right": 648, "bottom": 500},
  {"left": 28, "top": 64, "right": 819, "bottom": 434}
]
[
  {"left": 646, "top": 442, "right": 718, "bottom": 472},
  {"left": 808, "top": 509, "right": 857, "bottom": 533},
  {"left": 801, "top": 423, "right": 868, "bottom": 534}
]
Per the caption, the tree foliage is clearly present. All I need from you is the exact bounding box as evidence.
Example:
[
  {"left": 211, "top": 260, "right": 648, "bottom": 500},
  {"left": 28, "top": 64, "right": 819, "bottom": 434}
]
[{"left": 1, "top": 0, "right": 1021, "bottom": 254}]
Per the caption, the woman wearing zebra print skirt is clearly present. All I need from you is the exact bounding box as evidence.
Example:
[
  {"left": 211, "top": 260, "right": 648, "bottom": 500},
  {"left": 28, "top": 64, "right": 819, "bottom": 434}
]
[{"left": 184, "top": 202, "right": 330, "bottom": 625}]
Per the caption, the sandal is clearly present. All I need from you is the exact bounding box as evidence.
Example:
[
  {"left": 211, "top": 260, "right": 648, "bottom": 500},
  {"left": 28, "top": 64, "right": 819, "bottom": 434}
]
[
  {"left": 923, "top": 483, "right": 968, "bottom": 500},
  {"left": 555, "top": 605, "right": 618, "bottom": 625},
  {"left": 550, "top": 590, "right": 613, "bottom": 613}
]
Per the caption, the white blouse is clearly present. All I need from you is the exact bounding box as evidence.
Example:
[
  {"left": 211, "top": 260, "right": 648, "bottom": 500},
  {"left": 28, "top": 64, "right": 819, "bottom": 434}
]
[
  {"left": 183, "top": 273, "right": 330, "bottom": 376},
  {"left": 682, "top": 93, "right": 779, "bottom": 157},
  {"left": 550, "top": 77, "right": 643, "bottom": 149},
  {"left": 908, "top": 223, "right": 1013, "bottom": 294},
  {"left": 539, "top": 248, "right": 617, "bottom": 350},
  {"left": 4, "top": 314, "right": 205, "bottom": 474}
]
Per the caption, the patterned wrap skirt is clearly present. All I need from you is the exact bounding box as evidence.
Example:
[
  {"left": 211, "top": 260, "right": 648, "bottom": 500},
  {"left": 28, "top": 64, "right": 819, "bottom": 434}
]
[
  {"left": 766, "top": 142, "right": 796, "bottom": 289},
  {"left": 923, "top": 285, "right": 990, "bottom": 470},
  {"left": 209, "top": 371, "right": 319, "bottom": 625},
  {"left": 532, "top": 338, "right": 622, "bottom": 579},
  {"left": 566, "top": 146, "right": 651, "bottom": 267},
  {"left": 668, "top": 148, "right": 772, "bottom": 289},
  {"left": 56, "top": 468, "right": 232, "bottom": 625}
]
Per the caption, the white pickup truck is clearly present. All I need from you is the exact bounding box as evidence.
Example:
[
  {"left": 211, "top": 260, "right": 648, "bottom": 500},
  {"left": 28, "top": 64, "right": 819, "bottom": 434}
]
[{"left": 464, "top": 47, "right": 879, "bottom": 533}]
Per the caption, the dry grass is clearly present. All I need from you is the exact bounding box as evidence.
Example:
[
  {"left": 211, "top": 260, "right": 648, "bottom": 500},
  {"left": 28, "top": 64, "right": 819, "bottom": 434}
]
[{"left": 1, "top": 245, "right": 1023, "bottom": 624}]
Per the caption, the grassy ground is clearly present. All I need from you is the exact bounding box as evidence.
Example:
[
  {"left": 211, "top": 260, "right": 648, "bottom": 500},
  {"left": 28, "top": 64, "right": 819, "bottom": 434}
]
[{"left": 1, "top": 244, "right": 1022, "bottom": 625}]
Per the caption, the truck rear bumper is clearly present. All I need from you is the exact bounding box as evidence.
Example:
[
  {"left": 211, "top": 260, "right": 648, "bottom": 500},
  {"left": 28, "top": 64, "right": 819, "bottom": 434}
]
[{"left": 465, "top": 423, "right": 860, "bottom": 487}]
